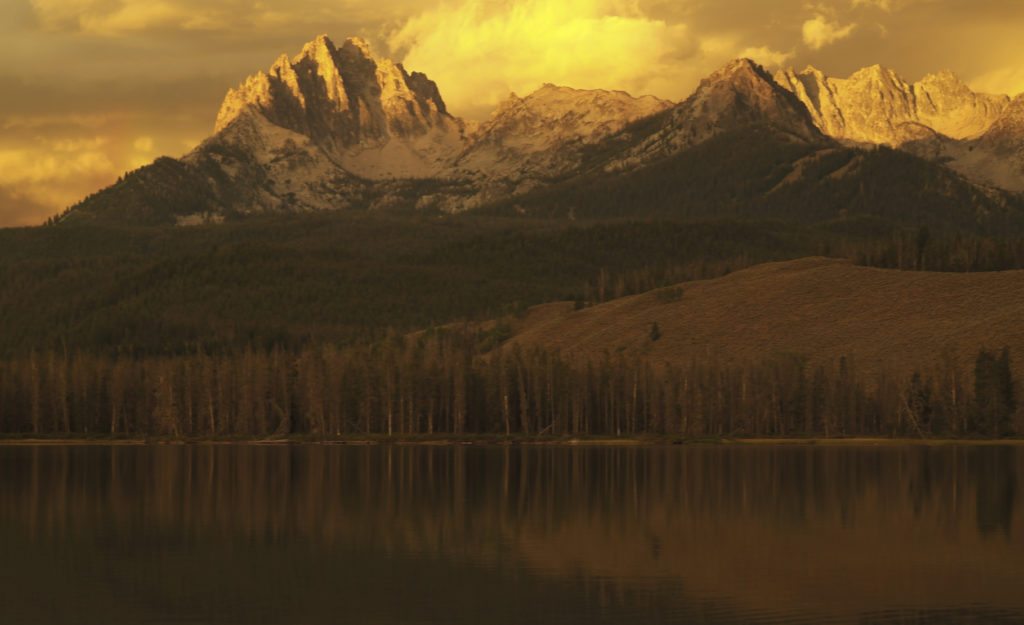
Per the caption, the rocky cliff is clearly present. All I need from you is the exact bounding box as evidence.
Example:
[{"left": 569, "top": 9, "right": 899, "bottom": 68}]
[
  {"left": 616, "top": 59, "right": 825, "bottom": 169},
  {"left": 775, "top": 65, "right": 1009, "bottom": 145},
  {"left": 453, "top": 84, "right": 671, "bottom": 178}
]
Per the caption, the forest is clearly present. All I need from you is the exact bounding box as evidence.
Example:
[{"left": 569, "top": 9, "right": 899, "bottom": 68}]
[
  {"left": 4, "top": 155, "right": 1024, "bottom": 440},
  {"left": 3, "top": 211, "right": 1024, "bottom": 359},
  {"left": 0, "top": 326, "right": 1016, "bottom": 439}
]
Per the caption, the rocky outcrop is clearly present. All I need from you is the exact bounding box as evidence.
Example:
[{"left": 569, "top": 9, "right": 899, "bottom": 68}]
[
  {"left": 775, "top": 65, "right": 1009, "bottom": 145},
  {"left": 618, "top": 59, "right": 825, "bottom": 168},
  {"left": 935, "top": 94, "right": 1024, "bottom": 193},
  {"left": 65, "top": 35, "right": 1024, "bottom": 225},
  {"left": 216, "top": 35, "right": 452, "bottom": 142},
  {"left": 978, "top": 94, "right": 1024, "bottom": 154},
  {"left": 454, "top": 84, "right": 671, "bottom": 178},
  {"left": 214, "top": 35, "right": 465, "bottom": 178}
]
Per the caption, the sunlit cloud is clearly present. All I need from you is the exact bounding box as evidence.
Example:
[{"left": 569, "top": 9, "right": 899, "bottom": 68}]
[
  {"left": 28, "top": 0, "right": 415, "bottom": 35},
  {"left": 0, "top": 118, "right": 186, "bottom": 226},
  {"left": 0, "top": 142, "right": 117, "bottom": 225},
  {"left": 798, "top": 13, "right": 856, "bottom": 49},
  {"left": 389, "top": 0, "right": 789, "bottom": 118},
  {"left": 0, "top": 146, "right": 114, "bottom": 186},
  {"left": 0, "top": 186, "right": 55, "bottom": 227},
  {"left": 851, "top": 0, "right": 894, "bottom": 10},
  {"left": 971, "top": 66, "right": 1024, "bottom": 98},
  {"left": 802, "top": 14, "right": 856, "bottom": 50},
  {"left": 850, "top": 0, "right": 931, "bottom": 11}
]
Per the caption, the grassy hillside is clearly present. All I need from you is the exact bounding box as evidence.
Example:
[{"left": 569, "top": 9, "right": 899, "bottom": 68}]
[{"left": 506, "top": 257, "right": 1024, "bottom": 382}]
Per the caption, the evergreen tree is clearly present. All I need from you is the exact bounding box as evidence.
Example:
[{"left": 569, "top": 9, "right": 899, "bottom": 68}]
[{"left": 973, "top": 347, "right": 1016, "bottom": 437}]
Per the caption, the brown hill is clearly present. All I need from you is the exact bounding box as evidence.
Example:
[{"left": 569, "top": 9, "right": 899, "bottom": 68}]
[{"left": 507, "top": 257, "right": 1024, "bottom": 381}]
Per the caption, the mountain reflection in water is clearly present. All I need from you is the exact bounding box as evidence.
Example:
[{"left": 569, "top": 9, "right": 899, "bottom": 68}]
[{"left": 0, "top": 444, "right": 1021, "bottom": 624}]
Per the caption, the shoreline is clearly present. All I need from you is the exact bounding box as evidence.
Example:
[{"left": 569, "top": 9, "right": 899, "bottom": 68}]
[{"left": 1, "top": 435, "right": 1022, "bottom": 447}]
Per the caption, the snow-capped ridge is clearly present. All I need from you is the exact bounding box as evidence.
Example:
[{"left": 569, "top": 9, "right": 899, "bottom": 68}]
[
  {"left": 775, "top": 63, "right": 1010, "bottom": 145},
  {"left": 65, "top": 38, "right": 1024, "bottom": 224},
  {"left": 453, "top": 83, "right": 672, "bottom": 179},
  {"left": 616, "top": 58, "right": 824, "bottom": 169},
  {"left": 213, "top": 35, "right": 455, "bottom": 157}
]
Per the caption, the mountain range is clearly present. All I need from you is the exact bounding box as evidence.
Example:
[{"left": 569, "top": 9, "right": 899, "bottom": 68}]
[{"left": 61, "top": 35, "right": 1024, "bottom": 229}]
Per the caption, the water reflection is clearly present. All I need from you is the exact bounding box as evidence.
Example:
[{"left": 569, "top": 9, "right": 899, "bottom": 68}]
[{"left": 0, "top": 444, "right": 1021, "bottom": 624}]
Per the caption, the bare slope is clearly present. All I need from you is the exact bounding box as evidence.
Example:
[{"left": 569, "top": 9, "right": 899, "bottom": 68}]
[{"left": 508, "top": 257, "right": 1024, "bottom": 380}]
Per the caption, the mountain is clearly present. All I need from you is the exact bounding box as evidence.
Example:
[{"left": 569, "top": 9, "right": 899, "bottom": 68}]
[
  {"left": 58, "top": 36, "right": 1024, "bottom": 228},
  {"left": 606, "top": 58, "right": 823, "bottom": 170},
  {"left": 64, "top": 35, "right": 673, "bottom": 223},
  {"left": 773, "top": 64, "right": 1024, "bottom": 192},
  {"left": 453, "top": 84, "right": 671, "bottom": 178},
  {"left": 934, "top": 94, "right": 1024, "bottom": 193},
  {"left": 774, "top": 65, "right": 1009, "bottom": 146},
  {"left": 214, "top": 35, "right": 465, "bottom": 179},
  {"left": 614, "top": 59, "right": 824, "bottom": 170}
]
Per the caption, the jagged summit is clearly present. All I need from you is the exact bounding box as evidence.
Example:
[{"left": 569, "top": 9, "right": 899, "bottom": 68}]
[
  {"left": 983, "top": 94, "right": 1024, "bottom": 148},
  {"left": 618, "top": 58, "right": 824, "bottom": 167},
  {"left": 214, "top": 35, "right": 455, "bottom": 157},
  {"left": 775, "top": 64, "right": 1009, "bottom": 145},
  {"left": 61, "top": 42, "right": 1024, "bottom": 225},
  {"left": 453, "top": 83, "right": 671, "bottom": 178},
  {"left": 682, "top": 58, "right": 822, "bottom": 141}
]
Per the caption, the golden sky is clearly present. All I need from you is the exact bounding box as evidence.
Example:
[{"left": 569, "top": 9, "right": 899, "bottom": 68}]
[{"left": 2, "top": 0, "right": 1023, "bottom": 227}]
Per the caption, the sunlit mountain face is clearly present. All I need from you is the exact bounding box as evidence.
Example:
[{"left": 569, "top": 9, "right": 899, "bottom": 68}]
[
  {"left": 47, "top": 31, "right": 1022, "bottom": 229},
  {"left": 3, "top": 0, "right": 1024, "bottom": 226}
]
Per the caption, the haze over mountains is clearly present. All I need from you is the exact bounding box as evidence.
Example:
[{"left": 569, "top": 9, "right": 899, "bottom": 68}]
[{"left": 61, "top": 34, "right": 1024, "bottom": 227}]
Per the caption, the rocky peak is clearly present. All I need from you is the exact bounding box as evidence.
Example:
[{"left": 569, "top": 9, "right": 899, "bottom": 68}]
[
  {"left": 978, "top": 94, "right": 1024, "bottom": 153},
  {"left": 213, "top": 35, "right": 454, "bottom": 158},
  {"left": 454, "top": 84, "right": 671, "bottom": 177},
  {"left": 680, "top": 58, "right": 821, "bottom": 141},
  {"left": 614, "top": 58, "right": 824, "bottom": 169},
  {"left": 775, "top": 64, "right": 1009, "bottom": 145},
  {"left": 849, "top": 64, "right": 908, "bottom": 89},
  {"left": 480, "top": 84, "right": 670, "bottom": 138}
]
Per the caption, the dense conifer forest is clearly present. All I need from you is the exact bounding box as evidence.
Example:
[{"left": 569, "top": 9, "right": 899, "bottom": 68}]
[{"left": 0, "top": 331, "right": 1016, "bottom": 438}]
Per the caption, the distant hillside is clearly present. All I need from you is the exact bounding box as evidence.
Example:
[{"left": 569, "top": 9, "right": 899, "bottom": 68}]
[{"left": 506, "top": 257, "right": 1024, "bottom": 382}]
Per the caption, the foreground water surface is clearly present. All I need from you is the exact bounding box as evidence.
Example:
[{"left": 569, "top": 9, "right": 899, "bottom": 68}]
[{"left": 0, "top": 443, "right": 1022, "bottom": 624}]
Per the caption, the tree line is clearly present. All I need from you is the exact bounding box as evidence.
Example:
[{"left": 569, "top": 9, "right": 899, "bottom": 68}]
[{"left": 0, "top": 330, "right": 1015, "bottom": 439}]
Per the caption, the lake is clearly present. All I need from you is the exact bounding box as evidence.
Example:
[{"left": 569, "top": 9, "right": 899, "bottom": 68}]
[{"left": 0, "top": 443, "right": 1021, "bottom": 624}]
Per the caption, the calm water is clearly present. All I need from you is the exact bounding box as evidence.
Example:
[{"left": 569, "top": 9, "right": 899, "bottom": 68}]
[{"left": 0, "top": 444, "right": 1022, "bottom": 624}]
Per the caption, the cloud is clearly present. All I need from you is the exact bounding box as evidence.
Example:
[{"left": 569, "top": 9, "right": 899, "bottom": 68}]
[
  {"left": 28, "top": 0, "right": 416, "bottom": 35},
  {"left": 0, "top": 120, "right": 207, "bottom": 226},
  {"left": 389, "top": 0, "right": 789, "bottom": 118},
  {"left": 850, "top": 0, "right": 931, "bottom": 11},
  {"left": 851, "top": 0, "right": 894, "bottom": 10},
  {"left": 802, "top": 14, "right": 856, "bottom": 50},
  {"left": 30, "top": 0, "right": 203, "bottom": 33},
  {"left": 738, "top": 46, "right": 795, "bottom": 68},
  {"left": 0, "top": 186, "right": 56, "bottom": 227},
  {"left": 0, "top": 144, "right": 114, "bottom": 187},
  {"left": 971, "top": 66, "right": 1024, "bottom": 98},
  {"left": 0, "top": 140, "right": 117, "bottom": 219}
]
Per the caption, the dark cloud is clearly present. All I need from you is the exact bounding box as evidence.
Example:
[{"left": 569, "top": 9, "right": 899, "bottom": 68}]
[{"left": 0, "top": 186, "right": 55, "bottom": 228}]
